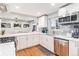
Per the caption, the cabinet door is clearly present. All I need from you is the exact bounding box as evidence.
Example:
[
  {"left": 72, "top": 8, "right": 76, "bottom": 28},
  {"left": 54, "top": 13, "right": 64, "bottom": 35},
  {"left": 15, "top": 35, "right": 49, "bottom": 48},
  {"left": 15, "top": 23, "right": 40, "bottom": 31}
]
[
  {"left": 28, "top": 34, "right": 39, "bottom": 47},
  {"left": 28, "top": 34, "right": 33, "bottom": 47},
  {"left": 39, "top": 34, "right": 45, "bottom": 47},
  {"left": 44, "top": 36, "right": 51, "bottom": 51},
  {"left": 48, "top": 37, "right": 54, "bottom": 53},
  {"left": 69, "top": 41, "right": 79, "bottom": 56},
  {"left": 17, "top": 36, "right": 28, "bottom": 50},
  {"left": 32, "top": 34, "right": 39, "bottom": 46},
  {"left": 60, "top": 40, "right": 69, "bottom": 56},
  {"left": 54, "top": 39, "right": 60, "bottom": 55},
  {"left": 40, "top": 35, "right": 54, "bottom": 53}
]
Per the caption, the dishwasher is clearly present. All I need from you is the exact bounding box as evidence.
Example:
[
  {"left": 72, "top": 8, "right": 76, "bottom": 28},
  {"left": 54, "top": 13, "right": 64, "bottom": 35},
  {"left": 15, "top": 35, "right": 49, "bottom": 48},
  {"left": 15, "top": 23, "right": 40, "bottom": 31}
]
[{"left": 0, "top": 37, "right": 16, "bottom": 56}]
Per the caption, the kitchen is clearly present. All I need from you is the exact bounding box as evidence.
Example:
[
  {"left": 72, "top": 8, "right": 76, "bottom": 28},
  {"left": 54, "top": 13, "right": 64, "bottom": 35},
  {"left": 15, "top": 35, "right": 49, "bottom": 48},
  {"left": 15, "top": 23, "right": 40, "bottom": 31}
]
[{"left": 0, "top": 3, "right": 79, "bottom": 56}]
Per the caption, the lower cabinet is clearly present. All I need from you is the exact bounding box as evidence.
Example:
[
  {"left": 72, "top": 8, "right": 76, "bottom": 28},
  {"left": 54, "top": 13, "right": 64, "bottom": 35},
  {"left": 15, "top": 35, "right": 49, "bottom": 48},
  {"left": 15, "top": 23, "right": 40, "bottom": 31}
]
[
  {"left": 69, "top": 41, "right": 79, "bottom": 56},
  {"left": 32, "top": 34, "right": 40, "bottom": 46},
  {"left": 28, "top": 34, "right": 40, "bottom": 47},
  {"left": 16, "top": 36, "right": 28, "bottom": 50},
  {"left": 40, "top": 34, "right": 54, "bottom": 53},
  {"left": 54, "top": 38, "right": 69, "bottom": 56},
  {"left": 16, "top": 34, "right": 39, "bottom": 51}
]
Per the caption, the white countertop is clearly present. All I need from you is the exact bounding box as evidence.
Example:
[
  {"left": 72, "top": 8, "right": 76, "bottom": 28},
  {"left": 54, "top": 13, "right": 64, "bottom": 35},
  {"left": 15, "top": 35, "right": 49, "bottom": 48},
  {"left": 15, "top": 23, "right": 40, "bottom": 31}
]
[
  {"left": 54, "top": 35, "right": 79, "bottom": 41},
  {"left": 0, "top": 31, "right": 79, "bottom": 41},
  {"left": 0, "top": 32, "right": 41, "bottom": 38}
]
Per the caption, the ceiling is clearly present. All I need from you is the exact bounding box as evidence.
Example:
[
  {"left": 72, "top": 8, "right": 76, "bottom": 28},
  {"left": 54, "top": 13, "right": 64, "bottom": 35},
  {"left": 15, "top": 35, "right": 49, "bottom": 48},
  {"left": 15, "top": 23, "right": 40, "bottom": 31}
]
[{"left": 6, "top": 3, "right": 67, "bottom": 17}]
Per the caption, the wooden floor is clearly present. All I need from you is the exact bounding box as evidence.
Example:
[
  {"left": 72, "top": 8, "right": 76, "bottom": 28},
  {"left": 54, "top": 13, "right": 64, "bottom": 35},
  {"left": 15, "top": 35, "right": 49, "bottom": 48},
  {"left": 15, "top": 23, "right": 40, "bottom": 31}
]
[{"left": 16, "top": 45, "right": 55, "bottom": 56}]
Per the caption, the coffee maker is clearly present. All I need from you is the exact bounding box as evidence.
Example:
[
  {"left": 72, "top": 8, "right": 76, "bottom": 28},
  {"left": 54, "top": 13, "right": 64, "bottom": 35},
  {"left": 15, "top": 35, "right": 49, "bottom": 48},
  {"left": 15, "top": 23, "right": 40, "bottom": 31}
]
[{"left": 72, "top": 24, "right": 79, "bottom": 38}]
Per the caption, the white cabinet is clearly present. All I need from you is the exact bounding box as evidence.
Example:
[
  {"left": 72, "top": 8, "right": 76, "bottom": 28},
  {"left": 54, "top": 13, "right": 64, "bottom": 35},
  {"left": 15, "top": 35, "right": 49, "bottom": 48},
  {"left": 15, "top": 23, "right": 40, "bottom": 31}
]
[
  {"left": 17, "top": 34, "right": 40, "bottom": 51},
  {"left": 40, "top": 34, "right": 46, "bottom": 47},
  {"left": 28, "top": 34, "right": 39, "bottom": 47},
  {"left": 38, "top": 16, "right": 48, "bottom": 27},
  {"left": 40, "top": 34, "right": 54, "bottom": 53},
  {"left": 69, "top": 41, "right": 79, "bottom": 56},
  {"left": 28, "top": 34, "right": 34, "bottom": 47},
  {"left": 32, "top": 34, "right": 40, "bottom": 45},
  {"left": 47, "top": 36, "right": 54, "bottom": 52},
  {"left": 17, "top": 36, "right": 28, "bottom": 50}
]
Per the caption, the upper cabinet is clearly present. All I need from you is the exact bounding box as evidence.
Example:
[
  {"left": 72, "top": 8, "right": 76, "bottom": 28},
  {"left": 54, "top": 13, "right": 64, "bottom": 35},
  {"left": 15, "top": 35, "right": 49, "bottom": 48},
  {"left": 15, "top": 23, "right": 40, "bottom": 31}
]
[{"left": 38, "top": 15, "right": 48, "bottom": 27}]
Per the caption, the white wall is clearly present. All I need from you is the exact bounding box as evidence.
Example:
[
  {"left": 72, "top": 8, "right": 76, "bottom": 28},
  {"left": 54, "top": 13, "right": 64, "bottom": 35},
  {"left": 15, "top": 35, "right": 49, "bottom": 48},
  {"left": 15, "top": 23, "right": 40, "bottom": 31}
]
[
  {"left": 0, "top": 12, "right": 36, "bottom": 21},
  {"left": 47, "top": 12, "right": 58, "bottom": 35},
  {"left": 1, "top": 19, "right": 32, "bottom": 34},
  {"left": 0, "top": 12, "right": 37, "bottom": 34}
]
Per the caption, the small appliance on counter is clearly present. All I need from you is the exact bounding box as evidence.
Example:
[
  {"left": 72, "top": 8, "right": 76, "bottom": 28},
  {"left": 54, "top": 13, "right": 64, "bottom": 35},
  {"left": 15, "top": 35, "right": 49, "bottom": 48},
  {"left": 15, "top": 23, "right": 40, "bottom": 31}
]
[{"left": 72, "top": 24, "right": 79, "bottom": 38}]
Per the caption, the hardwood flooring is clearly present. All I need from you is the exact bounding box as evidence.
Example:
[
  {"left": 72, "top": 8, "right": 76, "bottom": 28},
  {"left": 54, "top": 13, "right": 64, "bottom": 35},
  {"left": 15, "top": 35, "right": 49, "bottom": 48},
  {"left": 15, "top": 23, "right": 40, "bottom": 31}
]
[{"left": 16, "top": 45, "right": 55, "bottom": 56}]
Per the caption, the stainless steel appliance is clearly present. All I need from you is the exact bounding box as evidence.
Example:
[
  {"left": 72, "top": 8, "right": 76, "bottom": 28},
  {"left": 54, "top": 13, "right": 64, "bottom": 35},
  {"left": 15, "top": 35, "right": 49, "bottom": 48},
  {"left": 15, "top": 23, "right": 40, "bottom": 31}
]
[{"left": 72, "top": 24, "right": 79, "bottom": 38}]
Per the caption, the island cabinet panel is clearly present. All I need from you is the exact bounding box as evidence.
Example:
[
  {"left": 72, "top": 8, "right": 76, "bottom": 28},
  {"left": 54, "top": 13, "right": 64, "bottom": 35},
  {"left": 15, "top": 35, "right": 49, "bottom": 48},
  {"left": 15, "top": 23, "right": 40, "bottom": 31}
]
[{"left": 54, "top": 38, "right": 69, "bottom": 56}]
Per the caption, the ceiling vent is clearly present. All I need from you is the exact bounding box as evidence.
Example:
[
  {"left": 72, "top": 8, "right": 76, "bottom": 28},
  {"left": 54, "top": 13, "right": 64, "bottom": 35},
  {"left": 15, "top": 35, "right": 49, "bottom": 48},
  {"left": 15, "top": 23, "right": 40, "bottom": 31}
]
[{"left": 0, "top": 3, "right": 7, "bottom": 13}]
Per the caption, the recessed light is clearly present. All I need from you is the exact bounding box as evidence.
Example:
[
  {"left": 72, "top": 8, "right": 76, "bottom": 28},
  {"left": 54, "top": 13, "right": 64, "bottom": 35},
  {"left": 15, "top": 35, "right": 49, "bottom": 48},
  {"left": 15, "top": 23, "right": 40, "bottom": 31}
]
[
  {"left": 15, "top": 6, "right": 20, "bottom": 9},
  {"left": 51, "top": 3, "right": 55, "bottom": 6}
]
